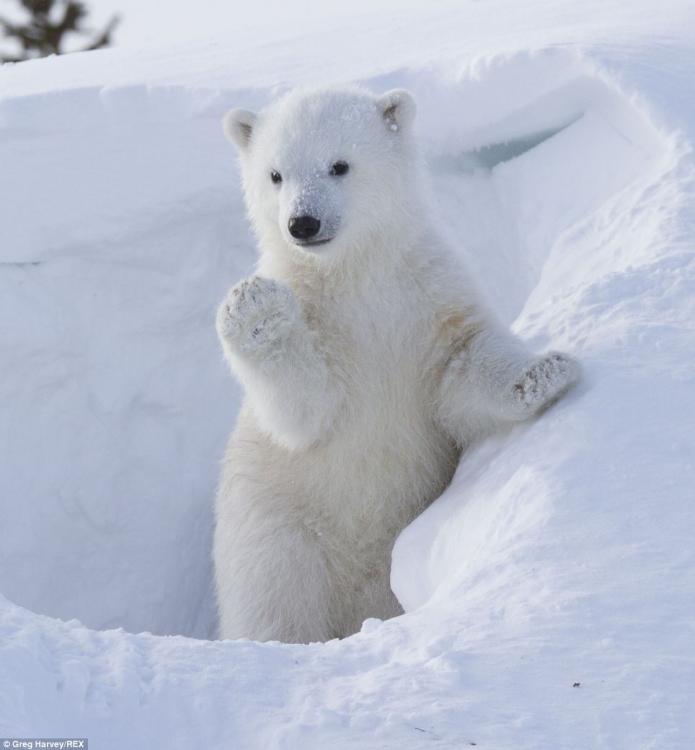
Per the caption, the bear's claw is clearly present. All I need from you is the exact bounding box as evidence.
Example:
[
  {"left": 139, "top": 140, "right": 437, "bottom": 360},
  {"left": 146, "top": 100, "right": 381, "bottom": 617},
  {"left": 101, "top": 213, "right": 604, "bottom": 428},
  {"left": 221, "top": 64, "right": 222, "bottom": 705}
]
[
  {"left": 217, "top": 275, "right": 299, "bottom": 356},
  {"left": 510, "top": 351, "right": 580, "bottom": 416}
]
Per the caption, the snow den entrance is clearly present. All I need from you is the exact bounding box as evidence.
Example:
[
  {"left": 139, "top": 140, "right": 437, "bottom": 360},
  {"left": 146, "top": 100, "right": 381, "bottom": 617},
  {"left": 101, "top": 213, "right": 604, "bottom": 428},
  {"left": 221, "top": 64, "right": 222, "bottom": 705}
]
[{"left": 1, "top": 50, "right": 669, "bottom": 641}]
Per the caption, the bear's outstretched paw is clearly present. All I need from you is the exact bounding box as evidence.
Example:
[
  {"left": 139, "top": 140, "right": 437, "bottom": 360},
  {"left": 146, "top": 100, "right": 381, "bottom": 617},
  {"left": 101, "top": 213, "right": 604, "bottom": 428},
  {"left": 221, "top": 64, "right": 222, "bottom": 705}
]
[
  {"left": 216, "top": 276, "right": 300, "bottom": 356},
  {"left": 509, "top": 352, "right": 580, "bottom": 418}
]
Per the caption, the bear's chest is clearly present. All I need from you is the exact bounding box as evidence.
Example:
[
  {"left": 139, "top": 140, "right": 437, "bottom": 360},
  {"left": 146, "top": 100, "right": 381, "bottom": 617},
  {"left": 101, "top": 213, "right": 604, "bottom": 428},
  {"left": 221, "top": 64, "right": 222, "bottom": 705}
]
[{"left": 311, "top": 286, "right": 439, "bottom": 400}]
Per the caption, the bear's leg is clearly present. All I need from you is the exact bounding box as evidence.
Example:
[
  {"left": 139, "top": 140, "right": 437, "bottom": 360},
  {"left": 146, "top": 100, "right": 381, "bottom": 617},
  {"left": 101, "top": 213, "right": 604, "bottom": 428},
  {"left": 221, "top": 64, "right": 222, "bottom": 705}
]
[
  {"left": 216, "top": 275, "right": 343, "bottom": 450},
  {"left": 214, "top": 493, "right": 334, "bottom": 643},
  {"left": 437, "top": 326, "right": 580, "bottom": 441}
]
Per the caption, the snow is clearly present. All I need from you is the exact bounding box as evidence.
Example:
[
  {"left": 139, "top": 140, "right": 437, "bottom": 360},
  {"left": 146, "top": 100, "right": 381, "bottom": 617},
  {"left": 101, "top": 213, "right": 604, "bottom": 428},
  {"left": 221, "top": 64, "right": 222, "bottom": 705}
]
[{"left": 2, "top": 1, "right": 695, "bottom": 747}]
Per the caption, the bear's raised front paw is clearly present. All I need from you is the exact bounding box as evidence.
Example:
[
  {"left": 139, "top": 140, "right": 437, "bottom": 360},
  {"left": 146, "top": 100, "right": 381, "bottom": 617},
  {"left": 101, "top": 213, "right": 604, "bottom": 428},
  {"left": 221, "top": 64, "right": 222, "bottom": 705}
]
[
  {"left": 216, "top": 275, "right": 299, "bottom": 356},
  {"left": 510, "top": 352, "right": 580, "bottom": 418}
]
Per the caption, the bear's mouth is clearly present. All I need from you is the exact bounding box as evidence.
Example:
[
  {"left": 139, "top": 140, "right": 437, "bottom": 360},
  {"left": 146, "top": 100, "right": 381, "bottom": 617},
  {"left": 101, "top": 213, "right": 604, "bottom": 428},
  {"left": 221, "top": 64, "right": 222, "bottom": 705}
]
[{"left": 295, "top": 238, "right": 333, "bottom": 247}]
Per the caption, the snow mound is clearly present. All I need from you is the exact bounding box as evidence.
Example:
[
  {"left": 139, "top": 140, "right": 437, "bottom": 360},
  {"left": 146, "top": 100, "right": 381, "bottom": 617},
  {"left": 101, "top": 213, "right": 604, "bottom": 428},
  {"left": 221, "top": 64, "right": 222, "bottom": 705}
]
[{"left": 2, "top": 11, "right": 695, "bottom": 747}]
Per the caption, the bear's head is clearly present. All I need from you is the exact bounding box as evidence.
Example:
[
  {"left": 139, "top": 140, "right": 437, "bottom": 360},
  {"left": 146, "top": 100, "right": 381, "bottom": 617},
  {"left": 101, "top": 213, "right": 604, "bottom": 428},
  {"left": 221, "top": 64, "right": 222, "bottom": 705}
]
[{"left": 223, "top": 86, "right": 418, "bottom": 262}]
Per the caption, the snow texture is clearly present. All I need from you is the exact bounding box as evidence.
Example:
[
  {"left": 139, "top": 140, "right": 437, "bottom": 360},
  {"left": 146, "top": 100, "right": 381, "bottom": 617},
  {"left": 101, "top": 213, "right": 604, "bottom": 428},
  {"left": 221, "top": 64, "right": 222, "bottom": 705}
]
[{"left": 1, "top": 1, "right": 694, "bottom": 747}]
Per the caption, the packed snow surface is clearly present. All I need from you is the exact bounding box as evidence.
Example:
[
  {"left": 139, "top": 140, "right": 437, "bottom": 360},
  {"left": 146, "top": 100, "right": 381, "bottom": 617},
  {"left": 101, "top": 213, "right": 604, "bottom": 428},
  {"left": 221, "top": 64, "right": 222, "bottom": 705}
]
[{"left": 1, "top": 1, "right": 695, "bottom": 747}]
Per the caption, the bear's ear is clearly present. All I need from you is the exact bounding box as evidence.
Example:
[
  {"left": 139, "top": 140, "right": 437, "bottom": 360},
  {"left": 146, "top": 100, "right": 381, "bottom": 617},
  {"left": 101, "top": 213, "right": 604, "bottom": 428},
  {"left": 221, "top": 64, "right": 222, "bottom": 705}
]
[
  {"left": 223, "top": 108, "right": 257, "bottom": 151},
  {"left": 376, "top": 89, "right": 416, "bottom": 133}
]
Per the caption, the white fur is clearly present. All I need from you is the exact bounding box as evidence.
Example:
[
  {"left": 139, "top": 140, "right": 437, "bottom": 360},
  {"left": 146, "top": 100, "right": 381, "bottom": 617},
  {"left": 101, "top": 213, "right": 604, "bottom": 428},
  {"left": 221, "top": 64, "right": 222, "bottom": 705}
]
[{"left": 214, "top": 85, "right": 580, "bottom": 643}]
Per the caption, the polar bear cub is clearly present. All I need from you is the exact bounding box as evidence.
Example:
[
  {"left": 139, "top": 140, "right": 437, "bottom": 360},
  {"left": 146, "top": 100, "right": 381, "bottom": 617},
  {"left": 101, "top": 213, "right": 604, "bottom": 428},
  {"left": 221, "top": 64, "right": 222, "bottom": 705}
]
[{"left": 214, "top": 85, "right": 579, "bottom": 643}]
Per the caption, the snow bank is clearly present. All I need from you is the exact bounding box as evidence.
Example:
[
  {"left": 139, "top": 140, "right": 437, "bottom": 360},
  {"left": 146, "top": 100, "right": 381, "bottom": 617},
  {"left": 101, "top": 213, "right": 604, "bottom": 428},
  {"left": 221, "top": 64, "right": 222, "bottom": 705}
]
[{"left": 2, "top": 2, "right": 694, "bottom": 746}]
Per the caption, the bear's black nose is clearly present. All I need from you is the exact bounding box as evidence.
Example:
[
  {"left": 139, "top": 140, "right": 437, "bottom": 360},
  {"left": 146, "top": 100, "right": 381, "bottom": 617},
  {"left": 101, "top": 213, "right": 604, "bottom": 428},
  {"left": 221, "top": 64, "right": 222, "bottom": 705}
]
[{"left": 288, "top": 215, "right": 321, "bottom": 240}]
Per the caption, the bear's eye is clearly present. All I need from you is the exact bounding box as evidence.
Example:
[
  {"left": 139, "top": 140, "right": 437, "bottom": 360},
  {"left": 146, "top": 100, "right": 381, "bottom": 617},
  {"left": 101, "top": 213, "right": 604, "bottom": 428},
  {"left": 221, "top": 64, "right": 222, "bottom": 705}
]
[
  {"left": 329, "top": 161, "right": 349, "bottom": 177},
  {"left": 270, "top": 170, "right": 282, "bottom": 184}
]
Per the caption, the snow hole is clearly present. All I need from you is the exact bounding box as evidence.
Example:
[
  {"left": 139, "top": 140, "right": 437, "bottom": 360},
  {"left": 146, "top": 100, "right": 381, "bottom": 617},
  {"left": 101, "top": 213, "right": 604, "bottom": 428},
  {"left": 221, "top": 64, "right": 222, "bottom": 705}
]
[{"left": 0, "top": 49, "right": 669, "bottom": 640}]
